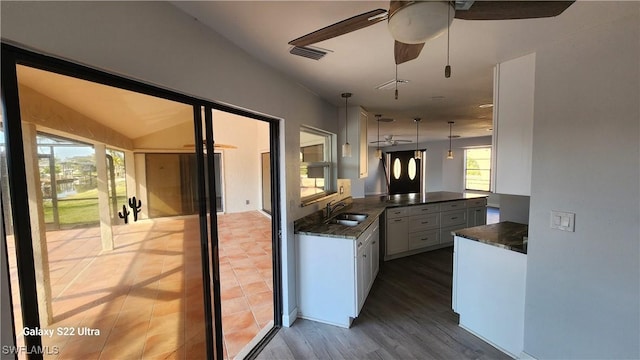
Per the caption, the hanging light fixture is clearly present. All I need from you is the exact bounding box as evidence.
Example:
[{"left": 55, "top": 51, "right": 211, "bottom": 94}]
[
  {"left": 341, "top": 93, "right": 352, "bottom": 157},
  {"left": 447, "top": 121, "right": 455, "bottom": 159},
  {"left": 414, "top": 118, "right": 422, "bottom": 160},
  {"left": 445, "top": 1, "right": 452, "bottom": 78},
  {"left": 375, "top": 114, "right": 383, "bottom": 160}
]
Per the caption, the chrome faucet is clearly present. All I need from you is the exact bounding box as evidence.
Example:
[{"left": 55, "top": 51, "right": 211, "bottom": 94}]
[{"left": 326, "top": 200, "right": 347, "bottom": 219}]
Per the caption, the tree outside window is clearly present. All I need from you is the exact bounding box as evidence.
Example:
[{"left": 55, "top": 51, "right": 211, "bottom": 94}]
[{"left": 465, "top": 148, "right": 491, "bottom": 191}]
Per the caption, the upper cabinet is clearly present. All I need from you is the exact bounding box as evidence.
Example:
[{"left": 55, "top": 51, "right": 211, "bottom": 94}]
[
  {"left": 339, "top": 106, "right": 368, "bottom": 179},
  {"left": 492, "top": 53, "right": 535, "bottom": 196}
]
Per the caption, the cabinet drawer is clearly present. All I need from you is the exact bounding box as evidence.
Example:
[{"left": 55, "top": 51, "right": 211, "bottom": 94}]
[
  {"left": 440, "top": 209, "right": 467, "bottom": 227},
  {"left": 386, "top": 207, "right": 409, "bottom": 220},
  {"left": 408, "top": 213, "right": 440, "bottom": 232},
  {"left": 408, "top": 203, "right": 440, "bottom": 216},
  {"left": 408, "top": 230, "right": 440, "bottom": 250},
  {"left": 439, "top": 200, "right": 467, "bottom": 211},
  {"left": 466, "top": 198, "right": 487, "bottom": 208}
]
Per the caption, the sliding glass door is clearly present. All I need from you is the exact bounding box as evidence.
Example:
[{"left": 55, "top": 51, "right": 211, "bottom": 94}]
[{"left": 1, "top": 43, "right": 281, "bottom": 360}]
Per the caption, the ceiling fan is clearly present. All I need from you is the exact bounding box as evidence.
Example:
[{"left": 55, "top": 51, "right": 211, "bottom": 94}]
[
  {"left": 289, "top": 1, "right": 575, "bottom": 65},
  {"left": 370, "top": 135, "right": 412, "bottom": 146}
]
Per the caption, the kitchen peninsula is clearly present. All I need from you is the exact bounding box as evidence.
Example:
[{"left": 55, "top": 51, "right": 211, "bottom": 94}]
[
  {"left": 452, "top": 221, "right": 528, "bottom": 357},
  {"left": 294, "top": 191, "right": 488, "bottom": 327}
]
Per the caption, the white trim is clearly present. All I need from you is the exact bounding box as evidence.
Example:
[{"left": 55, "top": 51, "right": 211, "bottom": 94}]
[
  {"left": 233, "top": 320, "right": 274, "bottom": 360},
  {"left": 518, "top": 351, "right": 538, "bottom": 360},
  {"left": 282, "top": 307, "right": 298, "bottom": 327},
  {"left": 459, "top": 324, "right": 518, "bottom": 359}
]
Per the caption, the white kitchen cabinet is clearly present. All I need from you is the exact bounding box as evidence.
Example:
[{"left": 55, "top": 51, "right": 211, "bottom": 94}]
[
  {"left": 467, "top": 197, "right": 488, "bottom": 227},
  {"left": 492, "top": 52, "right": 535, "bottom": 196},
  {"left": 297, "top": 217, "right": 379, "bottom": 328},
  {"left": 386, "top": 216, "right": 409, "bottom": 255},
  {"left": 453, "top": 235, "right": 527, "bottom": 357},
  {"left": 339, "top": 106, "right": 368, "bottom": 179}
]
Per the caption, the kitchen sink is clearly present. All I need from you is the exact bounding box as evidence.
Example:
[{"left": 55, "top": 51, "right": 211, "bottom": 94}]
[
  {"left": 334, "top": 213, "right": 368, "bottom": 222},
  {"left": 327, "top": 219, "right": 360, "bottom": 227},
  {"left": 325, "top": 212, "right": 368, "bottom": 227}
]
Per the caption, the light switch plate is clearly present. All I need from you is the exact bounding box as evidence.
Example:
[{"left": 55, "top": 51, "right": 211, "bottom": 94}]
[{"left": 550, "top": 210, "right": 575, "bottom": 232}]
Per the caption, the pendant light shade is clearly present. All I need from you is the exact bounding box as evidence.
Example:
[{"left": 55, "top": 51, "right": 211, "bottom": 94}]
[
  {"left": 414, "top": 118, "right": 422, "bottom": 160},
  {"left": 341, "top": 93, "right": 352, "bottom": 158},
  {"left": 447, "top": 121, "right": 454, "bottom": 159}
]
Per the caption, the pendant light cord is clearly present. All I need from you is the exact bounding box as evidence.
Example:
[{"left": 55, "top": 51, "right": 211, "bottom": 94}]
[
  {"left": 395, "top": 65, "right": 399, "bottom": 100},
  {"left": 445, "top": 2, "right": 452, "bottom": 78}
]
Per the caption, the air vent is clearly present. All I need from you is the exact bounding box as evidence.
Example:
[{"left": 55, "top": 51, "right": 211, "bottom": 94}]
[
  {"left": 375, "top": 79, "right": 409, "bottom": 91},
  {"left": 289, "top": 46, "right": 327, "bottom": 60}
]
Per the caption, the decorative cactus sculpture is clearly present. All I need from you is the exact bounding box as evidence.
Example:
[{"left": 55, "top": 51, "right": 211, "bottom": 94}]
[
  {"left": 118, "top": 204, "right": 130, "bottom": 224},
  {"left": 129, "top": 196, "right": 142, "bottom": 222}
]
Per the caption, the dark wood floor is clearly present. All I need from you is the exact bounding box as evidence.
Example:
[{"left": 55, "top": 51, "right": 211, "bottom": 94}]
[{"left": 257, "top": 247, "right": 510, "bottom": 360}]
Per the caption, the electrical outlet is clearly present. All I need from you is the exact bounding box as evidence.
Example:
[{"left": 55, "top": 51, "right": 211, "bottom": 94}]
[
  {"left": 339, "top": 186, "right": 344, "bottom": 194},
  {"left": 246, "top": 200, "right": 250, "bottom": 205},
  {"left": 550, "top": 210, "right": 575, "bottom": 232}
]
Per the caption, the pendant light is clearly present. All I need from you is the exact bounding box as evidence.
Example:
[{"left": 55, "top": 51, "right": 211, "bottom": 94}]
[
  {"left": 447, "top": 121, "right": 454, "bottom": 159},
  {"left": 341, "top": 93, "right": 352, "bottom": 157},
  {"left": 444, "top": 1, "right": 452, "bottom": 78},
  {"left": 414, "top": 118, "right": 422, "bottom": 160},
  {"left": 375, "top": 114, "right": 383, "bottom": 160}
]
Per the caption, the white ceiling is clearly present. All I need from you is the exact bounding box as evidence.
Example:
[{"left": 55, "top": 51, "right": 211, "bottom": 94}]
[
  {"left": 16, "top": 65, "right": 192, "bottom": 141},
  {"left": 170, "top": 1, "right": 627, "bottom": 144}
]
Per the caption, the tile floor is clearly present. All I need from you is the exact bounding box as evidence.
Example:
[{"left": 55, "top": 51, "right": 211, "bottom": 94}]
[{"left": 6, "top": 211, "right": 273, "bottom": 360}]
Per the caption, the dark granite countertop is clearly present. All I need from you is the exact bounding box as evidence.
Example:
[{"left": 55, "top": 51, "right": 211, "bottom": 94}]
[
  {"left": 294, "top": 191, "right": 487, "bottom": 239},
  {"left": 452, "top": 221, "right": 528, "bottom": 254}
]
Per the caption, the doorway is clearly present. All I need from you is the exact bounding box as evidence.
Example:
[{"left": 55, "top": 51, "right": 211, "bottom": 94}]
[{"left": 1, "top": 43, "right": 281, "bottom": 360}]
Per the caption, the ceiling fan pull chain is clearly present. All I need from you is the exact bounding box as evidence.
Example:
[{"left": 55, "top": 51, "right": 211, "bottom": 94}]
[{"left": 445, "top": 1, "right": 452, "bottom": 78}]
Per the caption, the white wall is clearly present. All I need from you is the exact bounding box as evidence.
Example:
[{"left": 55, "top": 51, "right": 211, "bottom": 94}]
[
  {"left": 365, "top": 136, "right": 492, "bottom": 194},
  {"left": 212, "top": 110, "right": 269, "bottom": 214},
  {"left": 524, "top": 7, "right": 639, "bottom": 359},
  {"left": 0, "top": 1, "right": 338, "bottom": 326}
]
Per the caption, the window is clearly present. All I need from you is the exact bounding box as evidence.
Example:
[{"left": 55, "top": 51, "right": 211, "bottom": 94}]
[
  {"left": 465, "top": 147, "right": 492, "bottom": 191},
  {"left": 300, "top": 126, "right": 334, "bottom": 203}
]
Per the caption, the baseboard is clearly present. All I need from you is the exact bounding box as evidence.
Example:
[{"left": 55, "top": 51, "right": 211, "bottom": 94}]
[
  {"left": 282, "top": 307, "right": 298, "bottom": 327},
  {"left": 458, "top": 324, "right": 519, "bottom": 359},
  {"left": 518, "top": 351, "right": 538, "bottom": 360}
]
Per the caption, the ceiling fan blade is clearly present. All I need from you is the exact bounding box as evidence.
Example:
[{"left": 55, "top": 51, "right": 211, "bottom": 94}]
[
  {"left": 394, "top": 41, "right": 425, "bottom": 64},
  {"left": 288, "top": 8, "right": 387, "bottom": 47},
  {"left": 455, "top": 1, "right": 575, "bottom": 20}
]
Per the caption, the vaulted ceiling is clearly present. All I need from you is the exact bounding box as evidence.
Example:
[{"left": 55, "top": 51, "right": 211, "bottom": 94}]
[{"left": 170, "top": 1, "right": 626, "bottom": 144}]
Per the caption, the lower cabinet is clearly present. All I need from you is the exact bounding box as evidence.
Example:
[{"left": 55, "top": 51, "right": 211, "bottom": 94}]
[
  {"left": 385, "top": 198, "right": 487, "bottom": 259},
  {"left": 297, "top": 217, "right": 380, "bottom": 328}
]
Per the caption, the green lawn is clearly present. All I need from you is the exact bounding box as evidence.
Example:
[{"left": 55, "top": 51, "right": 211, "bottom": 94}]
[{"left": 43, "top": 181, "right": 127, "bottom": 227}]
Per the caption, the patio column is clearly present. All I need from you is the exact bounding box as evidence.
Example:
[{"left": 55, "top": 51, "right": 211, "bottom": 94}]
[
  {"left": 22, "top": 123, "right": 53, "bottom": 325},
  {"left": 95, "top": 144, "right": 113, "bottom": 251}
]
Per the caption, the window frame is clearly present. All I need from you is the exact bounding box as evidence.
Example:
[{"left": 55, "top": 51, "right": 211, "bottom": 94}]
[
  {"left": 464, "top": 147, "right": 492, "bottom": 192},
  {"left": 300, "top": 126, "right": 335, "bottom": 205}
]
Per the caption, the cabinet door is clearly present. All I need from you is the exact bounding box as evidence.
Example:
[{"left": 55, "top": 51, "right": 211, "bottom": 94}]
[
  {"left": 356, "top": 240, "right": 371, "bottom": 313},
  {"left": 371, "top": 223, "right": 380, "bottom": 278},
  {"left": 493, "top": 53, "right": 535, "bottom": 196},
  {"left": 358, "top": 110, "right": 368, "bottom": 178},
  {"left": 386, "top": 217, "right": 409, "bottom": 255},
  {"left": 467, "top": 206, "right": 487, "bottom": 227}
]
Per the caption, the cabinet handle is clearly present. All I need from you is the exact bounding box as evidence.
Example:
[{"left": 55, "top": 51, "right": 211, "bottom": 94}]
[
  {"left": 358, "top": 241, "right": 363, "bottom": 247},
  {"left": 394, "top": 219, "right": 402, "bottom": 222},
  {"left": 451, "top": 217, "right": 458, "bottom": 220},
  {"left": 372, "top": 241, "right": 376, "bottom": 244},
  {"left": 421, "top": 237, "right": 430, "bottom": 241},
  {"left": 421, "top": 221, "right": 430, "bottom": 224},
  {"left": 363, "top": 254, "right": 367, "bottom": 258}
]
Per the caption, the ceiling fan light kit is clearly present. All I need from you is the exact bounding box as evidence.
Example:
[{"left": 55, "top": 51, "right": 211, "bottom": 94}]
[{"left": 388, "top": 1, "right": 454, "bottom": 45}]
